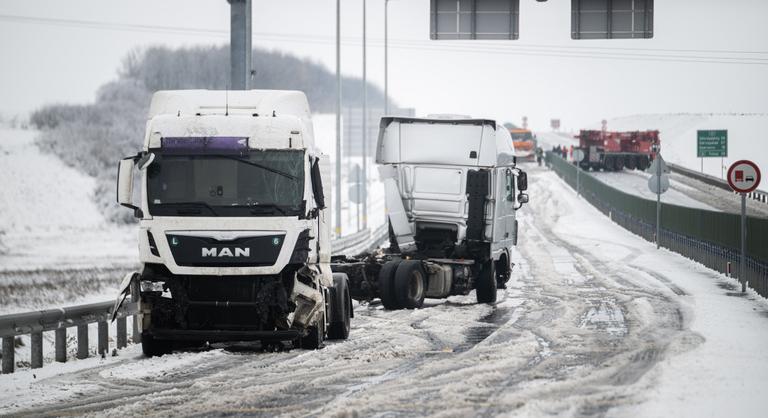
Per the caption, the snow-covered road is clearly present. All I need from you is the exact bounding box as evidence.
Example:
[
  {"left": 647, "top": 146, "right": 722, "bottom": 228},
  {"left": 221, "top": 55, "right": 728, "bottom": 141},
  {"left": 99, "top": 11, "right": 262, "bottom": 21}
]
[
  {"left": 590, "top": 169, "right": 718, "bottom": 211},
  {"left": 2, "top": 167, "right": 767, "bottom": 417}
]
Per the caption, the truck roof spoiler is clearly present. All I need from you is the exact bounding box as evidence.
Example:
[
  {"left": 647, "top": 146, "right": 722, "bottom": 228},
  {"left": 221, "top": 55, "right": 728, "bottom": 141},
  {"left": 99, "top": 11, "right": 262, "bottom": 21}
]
[{"left": 379, "top": 116, "right": 497, "bottom": 129}]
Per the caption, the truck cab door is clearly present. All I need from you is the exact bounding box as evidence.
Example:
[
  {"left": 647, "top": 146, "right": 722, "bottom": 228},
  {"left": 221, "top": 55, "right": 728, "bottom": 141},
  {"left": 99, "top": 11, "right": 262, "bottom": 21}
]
[
  {"left": 493, "top": 168, "right": 515, "bottom": 244},
  {"left": 503, "top": 168, "right": 517, "bottom": 243}
]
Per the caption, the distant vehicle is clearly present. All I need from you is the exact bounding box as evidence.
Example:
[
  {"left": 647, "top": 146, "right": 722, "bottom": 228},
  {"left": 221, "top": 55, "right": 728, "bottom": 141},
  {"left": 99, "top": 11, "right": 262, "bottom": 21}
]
[
  {"left": 333, "top": 116, "right": 529, "bottom": 309},
  {"left": 509, "top": 128, "right": 537, "bottom": 161},
  {"left": 113, "top": 90, "right": 351, "bottom": 356},
  {"left": 574, "top": 130, "right": 660, "bottom": 171}
]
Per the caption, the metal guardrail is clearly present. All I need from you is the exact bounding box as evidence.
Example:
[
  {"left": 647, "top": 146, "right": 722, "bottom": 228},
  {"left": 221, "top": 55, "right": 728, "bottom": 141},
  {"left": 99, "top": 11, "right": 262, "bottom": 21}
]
[
  {"left": 333, "top": 223, "right": 389, "bottom": 256},
  {"left": 0, "top": 226, "right": 388, "bottom": 374},
  {"left": 668, "top": 162, "right": 768, "bottom": 204},
  {"left": 546, "top": 151, "right": 768, "bottom": 298},
  {"left": 1, "top": 301, "right": 138, "bottom": 374}
]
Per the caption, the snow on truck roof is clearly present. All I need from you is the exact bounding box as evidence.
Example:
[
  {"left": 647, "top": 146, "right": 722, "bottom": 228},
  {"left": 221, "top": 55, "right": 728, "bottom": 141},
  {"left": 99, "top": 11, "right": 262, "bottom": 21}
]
[
  {"left": 145, "top": 90, "right": 315, "bottom": 150},
  {"left": 148, "top": 90, "right": 311, "bottom": 119},
  {"left": 377, "top": 116, "right": 516, "bottom": 167}
]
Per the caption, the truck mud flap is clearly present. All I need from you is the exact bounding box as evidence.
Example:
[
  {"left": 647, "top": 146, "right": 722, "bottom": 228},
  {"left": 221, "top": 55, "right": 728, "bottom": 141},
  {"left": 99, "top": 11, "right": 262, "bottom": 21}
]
[{"left": 466, "top": 169, "right": 489, "bottom": 242}]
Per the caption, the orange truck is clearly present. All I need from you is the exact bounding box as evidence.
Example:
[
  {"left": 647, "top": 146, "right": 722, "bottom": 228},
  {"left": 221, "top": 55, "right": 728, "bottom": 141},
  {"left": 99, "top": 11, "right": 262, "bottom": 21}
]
[{"left": 509, "top": 128, "right": 537, "bottom": 160}]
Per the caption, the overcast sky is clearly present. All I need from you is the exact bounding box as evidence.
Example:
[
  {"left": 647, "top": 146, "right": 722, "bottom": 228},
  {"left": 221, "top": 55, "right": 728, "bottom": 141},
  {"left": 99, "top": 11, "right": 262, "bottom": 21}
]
[{"left": 1, "top": 0, "right": 767, "bottom": 130}]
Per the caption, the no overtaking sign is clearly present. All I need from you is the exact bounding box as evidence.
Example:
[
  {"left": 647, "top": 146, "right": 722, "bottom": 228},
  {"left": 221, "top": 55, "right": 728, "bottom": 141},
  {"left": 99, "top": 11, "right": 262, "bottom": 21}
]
[{"left": 727, "top": 160, "right": 761, "bottom": 193}]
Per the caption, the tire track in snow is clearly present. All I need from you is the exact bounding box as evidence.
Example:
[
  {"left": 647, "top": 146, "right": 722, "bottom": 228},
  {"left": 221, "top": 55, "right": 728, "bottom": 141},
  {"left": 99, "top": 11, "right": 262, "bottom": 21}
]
[{"left": 472, "top": 168, "right": 699, "bottom": 417}]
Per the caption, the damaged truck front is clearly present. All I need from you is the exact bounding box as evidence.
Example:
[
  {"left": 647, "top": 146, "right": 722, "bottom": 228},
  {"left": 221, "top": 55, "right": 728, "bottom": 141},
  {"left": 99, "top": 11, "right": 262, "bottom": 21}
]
[{"left": 114, "top": 90, "right": 352, "bottom": 356}]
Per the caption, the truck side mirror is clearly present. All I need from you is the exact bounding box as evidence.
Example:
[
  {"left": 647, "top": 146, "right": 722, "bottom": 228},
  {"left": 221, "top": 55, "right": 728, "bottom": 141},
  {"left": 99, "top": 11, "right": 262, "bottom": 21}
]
[
  {"left": 117, "top": 158, "right": 135, "bottom": 208},
  {"left": 518, "top": 193, "right": 529, "bottom": 204},
  {"left": 517, "top": 171, "right": 528, "bottom": 191},
  {"left": 310, "top": 159, "right": 326, "bottom": 210}
]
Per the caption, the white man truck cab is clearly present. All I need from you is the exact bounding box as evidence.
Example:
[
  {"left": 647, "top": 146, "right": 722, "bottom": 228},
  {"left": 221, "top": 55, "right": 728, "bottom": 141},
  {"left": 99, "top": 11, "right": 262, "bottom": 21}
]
[
  {"left": 332, "top": 116, "right": 528, "bottom": 309},
  {"left": 114, "top": 90, "right": 352, "bottom": 356}
]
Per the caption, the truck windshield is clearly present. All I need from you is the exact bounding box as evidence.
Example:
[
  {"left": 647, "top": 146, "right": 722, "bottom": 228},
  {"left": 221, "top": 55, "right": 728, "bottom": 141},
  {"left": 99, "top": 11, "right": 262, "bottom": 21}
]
[{"left": 147, "top": 149, "right": 305, "bottom": 217}]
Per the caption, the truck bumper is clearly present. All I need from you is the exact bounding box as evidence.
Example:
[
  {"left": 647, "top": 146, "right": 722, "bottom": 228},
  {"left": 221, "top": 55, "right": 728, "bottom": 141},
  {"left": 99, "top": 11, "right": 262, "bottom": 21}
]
[{"left": 146, "top": 328, "right": 304, "bottom": 342}]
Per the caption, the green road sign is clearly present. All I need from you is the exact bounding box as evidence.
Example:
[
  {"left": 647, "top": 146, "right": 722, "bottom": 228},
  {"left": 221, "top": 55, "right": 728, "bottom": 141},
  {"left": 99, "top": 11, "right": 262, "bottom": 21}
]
[{"left": 697, "top": 130, "right": 728, "bottom": 157}]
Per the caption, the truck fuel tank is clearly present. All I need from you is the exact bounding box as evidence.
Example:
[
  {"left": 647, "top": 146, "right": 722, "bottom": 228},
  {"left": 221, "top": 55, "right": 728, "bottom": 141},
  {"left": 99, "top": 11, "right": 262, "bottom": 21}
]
[{"left": 424, "top": 263, "right": 452, "bottom": 299}]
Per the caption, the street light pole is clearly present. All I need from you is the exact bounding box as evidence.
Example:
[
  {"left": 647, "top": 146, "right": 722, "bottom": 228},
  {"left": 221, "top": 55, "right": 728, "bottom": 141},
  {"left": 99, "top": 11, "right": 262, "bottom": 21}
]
[
  {"left": 335, "top": 0, "right": 342, "bottom": 237},
  {"left": 361, "top": 0, "right": 368, "bottom": 230},
  {"left": 228, "top": 0, "right": 252, "bottom": 90},
  {"left": 384, "top": 0, "right": 389, "bottom": 115}
]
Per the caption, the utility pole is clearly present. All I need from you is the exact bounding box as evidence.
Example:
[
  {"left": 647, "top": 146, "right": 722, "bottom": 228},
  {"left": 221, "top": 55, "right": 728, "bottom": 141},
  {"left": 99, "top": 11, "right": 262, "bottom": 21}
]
[
  {"left": 384, "top": 0, "right": 389, "bottom": 115},
  {"left": 228, "top": 0, "right": 252, "bottom": 90},
  {"left": 335, "top": 0, "right": 342, "bottom": 237},
  {"left": 361, "top": 0, "right": 368, "bottom": 230}
]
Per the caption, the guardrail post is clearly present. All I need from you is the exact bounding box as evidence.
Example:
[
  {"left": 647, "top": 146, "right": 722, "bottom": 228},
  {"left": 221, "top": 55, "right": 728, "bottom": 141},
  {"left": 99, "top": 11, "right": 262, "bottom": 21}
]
[
  {"left": 2, "top": 336, "right": 14, "bottom": 374},
  {"left": 77, "top": 324, "right": 89, "bottom": 359},
  {"left": 55, "top": 328, "right": 67, "bottom": 363},
  {"left": 117, "top": 316, "right": 127, "bottom": 349},
  {"left": 31, "top": 332, "right": 43, "bottom": 369},
  {"left": 98, "top": 321, "right": 108, "bottom": 356}
]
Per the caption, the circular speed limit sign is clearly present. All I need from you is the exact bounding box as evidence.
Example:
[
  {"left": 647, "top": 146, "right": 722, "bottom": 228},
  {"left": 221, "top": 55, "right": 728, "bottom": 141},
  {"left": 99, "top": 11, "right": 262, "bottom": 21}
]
[{"left": 727, "top": 160, "right": 761, "bottom": 193}]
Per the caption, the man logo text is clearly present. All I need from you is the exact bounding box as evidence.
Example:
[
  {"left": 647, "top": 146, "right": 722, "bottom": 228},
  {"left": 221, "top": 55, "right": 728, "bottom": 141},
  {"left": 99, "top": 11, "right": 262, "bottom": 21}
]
[{"left": 202, "top": 247, "right": 250, "bottom": 257}]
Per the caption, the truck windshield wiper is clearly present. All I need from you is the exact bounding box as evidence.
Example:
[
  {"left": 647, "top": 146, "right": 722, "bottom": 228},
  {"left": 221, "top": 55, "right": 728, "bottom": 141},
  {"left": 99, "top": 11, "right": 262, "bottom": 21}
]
[
  {"left": 157, "top": 201, "right": 219, "bottom": 216},
  {"left": 217, "top": 155, "right": 298, "bottom": 181}
]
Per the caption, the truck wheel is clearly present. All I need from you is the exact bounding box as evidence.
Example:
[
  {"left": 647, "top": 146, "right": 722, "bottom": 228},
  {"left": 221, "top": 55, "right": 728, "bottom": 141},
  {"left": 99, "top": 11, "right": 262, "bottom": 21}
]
[
  {"left": 476, "top": 260, "right": 497, "bottom": 304},
  {"left": 378, "top": 259, "right": 402, "bottom": 310},
  {"left": 394, "top": 260, "right": 426, "bottom": 309},
  {"left": 495, "top": 258, "right": 510, "bottom": 289},
  {"left": 141, "top": 335, "right": 173, "bottom": 357},
  {"left": 299, "top": 323, "right": 324, "bottom": 350},
  {"left": 603, "top": 157, "right": 613, "bottom": 172},
  {"left": 638, "top": 156, "right": 649, "bottom": 171},
  {"left": 328, "top": 273, "right": 351, "bottom": 340}
]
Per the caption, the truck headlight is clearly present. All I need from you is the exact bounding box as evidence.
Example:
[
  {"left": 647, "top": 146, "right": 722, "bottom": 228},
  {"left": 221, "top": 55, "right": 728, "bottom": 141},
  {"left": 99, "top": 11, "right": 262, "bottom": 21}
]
[{"left": 140, "top": 280, "right": 165, "bottom": 293}]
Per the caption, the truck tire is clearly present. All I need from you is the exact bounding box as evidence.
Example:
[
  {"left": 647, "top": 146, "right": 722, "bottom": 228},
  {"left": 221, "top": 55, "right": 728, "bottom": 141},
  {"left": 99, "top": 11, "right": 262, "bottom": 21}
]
[
  {"left": 638, "top": 156, "right": 649, "bottom": 171},
  {"left": 476, "top": 260, "right": 497, "bottom": 304},
  {"left": 603, "top": 156, "right": 613, "bottom": 172},
  {"left": 328, "top": 273, "right": 351, "bottom": 340},
  {"left": 378, "top": 259, "right": 402, "bottom": 310},
  {"left": 495, "top": 257, "right": 510, "bottom": 289},
  {"left": 627, "top": 156, "right": 637, "bottom": 170},
  {"left": 394, "top": 260, "right": 426, "bottom": 309},
  {"left": 142, "top": 335, "right": 172, "bottom": 357}
]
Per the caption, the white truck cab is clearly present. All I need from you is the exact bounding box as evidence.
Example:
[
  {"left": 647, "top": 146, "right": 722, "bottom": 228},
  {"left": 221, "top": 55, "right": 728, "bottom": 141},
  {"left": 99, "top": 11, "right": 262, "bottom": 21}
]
[
  {"left": 115, "top": 90, "right": 351, "bottom": 356},
  {"left": 333, "top": 116, "right": 528, "bottom": 309}
]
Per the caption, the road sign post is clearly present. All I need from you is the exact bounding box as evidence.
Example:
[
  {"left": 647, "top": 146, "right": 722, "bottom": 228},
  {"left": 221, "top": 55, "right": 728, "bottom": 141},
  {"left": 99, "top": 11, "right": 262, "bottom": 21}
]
[
  {"left": 697, "top": 130, "right": 728, "bottom": 174},
  {"left": 727, "top": 160, "right": 762, "bottom": 293},
  {"left": 648, "top": 149, "right": 669, "bottom": 249}
]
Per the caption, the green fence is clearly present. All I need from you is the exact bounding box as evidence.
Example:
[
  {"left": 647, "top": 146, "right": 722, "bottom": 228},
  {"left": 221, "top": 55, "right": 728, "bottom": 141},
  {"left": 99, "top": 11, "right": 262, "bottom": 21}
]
[{"left": 546, "top": 152, "right": 768, "bottom": 297}]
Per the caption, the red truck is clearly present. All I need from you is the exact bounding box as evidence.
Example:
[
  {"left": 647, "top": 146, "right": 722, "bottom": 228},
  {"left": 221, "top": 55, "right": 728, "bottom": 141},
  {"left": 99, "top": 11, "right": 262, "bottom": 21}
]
[{"left": 575, "top": 130, "right": 659, "bottom": 171}]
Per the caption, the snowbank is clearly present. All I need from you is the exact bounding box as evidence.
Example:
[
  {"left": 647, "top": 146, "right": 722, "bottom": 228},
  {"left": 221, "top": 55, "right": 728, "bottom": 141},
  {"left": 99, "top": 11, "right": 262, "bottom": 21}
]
[{"left": 0, "top": 125, "right": 136, "bottom": 312}]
